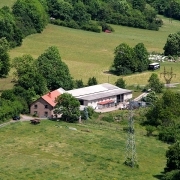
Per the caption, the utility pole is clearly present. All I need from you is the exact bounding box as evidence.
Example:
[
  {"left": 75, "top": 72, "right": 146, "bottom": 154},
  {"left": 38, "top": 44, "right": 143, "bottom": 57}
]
[
  {"left": 160, "top": 67, "right": 176, "bottom": 87},
  {"left": 124, "top": 101, "right": 138, "bottom": 168}
]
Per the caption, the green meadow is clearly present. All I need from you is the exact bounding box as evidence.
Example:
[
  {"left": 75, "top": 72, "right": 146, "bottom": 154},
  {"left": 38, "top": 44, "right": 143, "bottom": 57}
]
[
  {"left": 0, "top": 118, "right": 168, "bottom": 180},
  {"left": 8, "top": 16, "right": 180, "bottom": 90},
  {"left": 0, "top": 1, "right": 180, "bottom": 91}
]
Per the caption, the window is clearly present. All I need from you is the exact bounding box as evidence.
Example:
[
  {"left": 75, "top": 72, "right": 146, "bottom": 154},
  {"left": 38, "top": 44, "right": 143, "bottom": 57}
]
[
  {"left": 45, "top": 105, "right": 48, "bottom": 109},
  {"left": 34, "top": 104, "right": 37, "bottom": 109},
  {"left": 44, "top": 111, "right": 48, "bottom": 117}
]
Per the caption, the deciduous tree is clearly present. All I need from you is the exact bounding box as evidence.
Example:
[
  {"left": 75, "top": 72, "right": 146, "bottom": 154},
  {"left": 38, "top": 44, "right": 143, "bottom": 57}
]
[
  {"left": 36, "top": 46, "right": 74, "bottom": 90},
  {"left": 115, "top": 78, "right": 126, "bottom": 88},
  {"left": 163, "top": 32, "right": 180, "bottom": 56},
  {"left": 12, "top": 0, "right": 48, "bottom": 37},
  {"left": 148, "top": 73, "right": 164, "bottom": 93},
  {"left": 0, "top": 38, "right": 10, "bottom": 77},
  {"left": 54, "top": 93, "right": 80, "bottom": 122},
  {"left": 134, "top": 43, "right": 150, "bottom": 72},
  {"left": 12, "top": 54, "right": 48, "bottom": 95}
]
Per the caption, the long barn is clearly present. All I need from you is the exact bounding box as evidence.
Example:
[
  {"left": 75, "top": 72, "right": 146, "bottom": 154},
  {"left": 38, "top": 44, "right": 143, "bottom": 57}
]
[{"left": 66, "top": 83, "right": 132, "bottom": 110}]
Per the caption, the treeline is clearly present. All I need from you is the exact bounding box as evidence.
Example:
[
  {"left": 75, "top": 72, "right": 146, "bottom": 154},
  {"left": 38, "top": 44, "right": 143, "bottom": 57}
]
[
  {"left": 48, "top": 0, "right": 162, "bottom": 31},
  {"left": 143, "top": 89, "right": 180, "bottom": 179},
  {"left": 0, "top": 0, "right": 164, "bottom": 48},
  {"left": 148, "top": 0, "right": 180, "bottom": 21}
]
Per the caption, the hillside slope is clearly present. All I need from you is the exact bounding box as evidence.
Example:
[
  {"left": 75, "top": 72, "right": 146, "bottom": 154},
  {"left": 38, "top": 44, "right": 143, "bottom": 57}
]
[{"left": 0, "top": 120, "right": 168, "bottom": 180}]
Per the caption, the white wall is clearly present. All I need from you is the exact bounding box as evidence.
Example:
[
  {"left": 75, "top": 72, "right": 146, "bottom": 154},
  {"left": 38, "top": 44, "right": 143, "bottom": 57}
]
[
  {"left": 124, "top": 93, "right": 132, "bottom": 101},
  {"left": 86, "top": 95, "right": 117, "bottom": 109}
]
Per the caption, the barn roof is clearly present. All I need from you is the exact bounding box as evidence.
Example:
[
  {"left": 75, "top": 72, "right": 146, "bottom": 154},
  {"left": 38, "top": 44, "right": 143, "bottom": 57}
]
[{"left": 67, "top": 83, "right": 132, "bottom": 101}]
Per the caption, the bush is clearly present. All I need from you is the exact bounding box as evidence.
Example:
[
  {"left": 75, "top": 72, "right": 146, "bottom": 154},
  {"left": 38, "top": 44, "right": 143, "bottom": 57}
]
[
  {"left": 101, "top": 114, "right": 114, "bottom": 122},
  {"left": 162, "top": 170, "right": 180, "bottom": 180},
  {"left": 158, "top": 126, "right": 176, "bottom": 143},
  {"left": 81, "top": 23, "right": 101, "bottom": 33},
  {"left": 146, "top": 125, "right": 156, "bottom": 136},
  {"left": 98, "top": 21, "right": 114, "bottom": 32}
]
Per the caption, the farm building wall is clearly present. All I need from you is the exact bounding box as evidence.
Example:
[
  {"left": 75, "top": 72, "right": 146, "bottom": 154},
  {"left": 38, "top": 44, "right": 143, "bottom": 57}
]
[
  {"left": 124, "top": 92, "right": 132, "bottom": 100},
  {"left": 30, "top": 98, "right": 54, "bottom": 118}
]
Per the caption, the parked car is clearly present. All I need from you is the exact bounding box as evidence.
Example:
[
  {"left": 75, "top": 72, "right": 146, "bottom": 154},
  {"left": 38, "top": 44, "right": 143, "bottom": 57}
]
[{"left": 12, "top": 116, "right": 21, "bottom": 120}]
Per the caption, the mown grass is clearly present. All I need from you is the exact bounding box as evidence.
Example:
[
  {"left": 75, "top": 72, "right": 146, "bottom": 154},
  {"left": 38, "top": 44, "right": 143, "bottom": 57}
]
[{"left": 0, "top": 119, "right": 168, "bottom": 180}]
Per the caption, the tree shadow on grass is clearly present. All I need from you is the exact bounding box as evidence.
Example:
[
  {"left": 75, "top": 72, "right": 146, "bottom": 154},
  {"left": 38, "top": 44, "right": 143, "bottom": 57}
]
[{"left": 153, "top": 172, "right": 164, "bottom": 179}]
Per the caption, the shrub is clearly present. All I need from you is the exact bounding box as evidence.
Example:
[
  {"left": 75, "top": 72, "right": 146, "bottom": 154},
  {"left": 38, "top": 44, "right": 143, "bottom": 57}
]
[{"left": 101, "top": 114, "right": 114, "bottom": 122}]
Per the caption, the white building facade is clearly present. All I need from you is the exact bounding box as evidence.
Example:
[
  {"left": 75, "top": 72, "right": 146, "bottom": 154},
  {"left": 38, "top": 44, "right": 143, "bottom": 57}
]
[{"left": 67, "top": 83, "right": 132, "bottom": 109}]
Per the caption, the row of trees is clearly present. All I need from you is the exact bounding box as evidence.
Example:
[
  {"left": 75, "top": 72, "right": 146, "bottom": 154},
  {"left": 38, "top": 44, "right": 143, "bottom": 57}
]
[
  {"left": 143, "top": 89, "right": 180, "bottom": 179},
  {"left": 0, "top": 0, "right": 165, "bottom": 49},
  {"left": 149, "top": 0, "right": 180, "bottom": 21},
  {"left": 48, "top": 0, "right": 162, "bottom": 31},
  {"left": 110, "top": 43, "right": 150, "bottom": 75}
]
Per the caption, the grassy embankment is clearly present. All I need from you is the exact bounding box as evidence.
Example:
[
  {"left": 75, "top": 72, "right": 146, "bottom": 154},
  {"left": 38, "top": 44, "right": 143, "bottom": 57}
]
[{"left": 0, "top": 117, "right": 168, "bottom": 180}]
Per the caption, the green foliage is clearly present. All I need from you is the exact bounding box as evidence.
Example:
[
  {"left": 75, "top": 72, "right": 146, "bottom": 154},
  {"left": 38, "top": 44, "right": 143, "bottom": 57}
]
[
  {"left": 124, "top": 157, "right": 139, "bottom": 168},
  {"left": 143, "top": 91, "right": 158, "bottom": 104},
  {"left": 54, "top": 93, "right": 80, "bottom": 122},
  {"left": 145, "top": 90, "right": 180, "bottom": 143},
  {"left": 162, "top": 170, "right": 180, "bottom": 180},
  {"left": 115, "top": 78, "right": 126, "bottom": 88},
  {"left": 12, "top": 54, "right": 48, "bottom": 95},
  {"left": 86, "top": 106, "right": 95, "bottom": 119},
  {"left": 47, "top": 0, "right": 73, "bottom": 21},
  {"left": 1, "top": 89, "right": 16, "bottom": 101},
  {"left": 74, "top": 79, "right": 84, "bottom": 88},
  {"left": 98, "top": 21, "right": 114, "bottom": 32},
  {"left": 132, "top": 0, "right": 146, "bottom": 11},
  {"left": 145, "top": 125, "right": 156, "bottom": 136},
  {"left": 0, "top": 6, "right": 22, "bottom": 47},
  {"left": 158, "top": 125, "right": 177, "bottom": 143},
  {"left": 0, "top": 97, "right": 24, "bottom": 122},
  {"left": 87, "top": 76, "right": 98, "bottom": 86},
  {"left": 101, "top": 114, "right": 114, "bottom": 122},
  {"left": 112, "top": 43, "right": 149, "bottom": 75},
  {"left": 0, "top": 37, "right": 10, "bottom": 77},
  {"left": 133, "top": 43, "right": 150, "bottom": 72},
  {"left": 81, "top": 22, "right": 101, "bottom": 33},
  {"left": 12, "top": 0, "right": 48, "bottom": 37},
  {"left": 163, "top": 32, "right": 180, "bottom": 56},
  {"left": 164, "top": 142, "right": 180, "bottom": 172},
  {"left": 73, "top": 1, "right": 91, "bottom": 25},
  {"left": 36, "top": 46, "right": 74, "bottom": 90},
  {"left": 148, "top": 73, "right": 164, "bottom": 93}
]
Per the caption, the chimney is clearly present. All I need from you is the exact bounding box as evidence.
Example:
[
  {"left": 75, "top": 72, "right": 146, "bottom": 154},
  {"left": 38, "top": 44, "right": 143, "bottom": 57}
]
[{"left": 48, "top": 92, "right": 51, "bottom": 98}]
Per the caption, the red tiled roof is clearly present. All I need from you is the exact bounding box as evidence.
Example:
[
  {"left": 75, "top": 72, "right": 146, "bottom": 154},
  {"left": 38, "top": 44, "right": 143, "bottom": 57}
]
[
  {"left": 41, "top": 90, "right": 61, "bottom": 107},
  {"left": 98, "top": 100, "right": 114, "bottom": 105}
]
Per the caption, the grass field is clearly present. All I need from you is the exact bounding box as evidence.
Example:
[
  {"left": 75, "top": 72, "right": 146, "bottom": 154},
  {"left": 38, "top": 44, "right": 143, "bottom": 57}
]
[
  {"left": 9, "top": 17, "right": 180, "bottom": 87},
  {"left": 0, "top": 15, "right": 180, "bottom": 91},
  {"left": 0, "top": 118, "right": 168, "bottom": 180}
]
